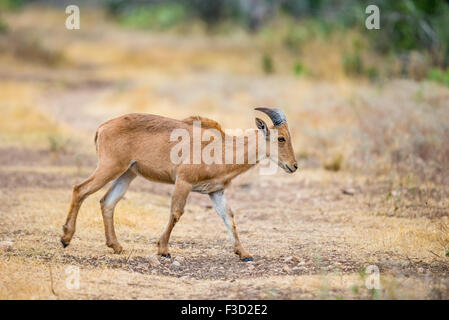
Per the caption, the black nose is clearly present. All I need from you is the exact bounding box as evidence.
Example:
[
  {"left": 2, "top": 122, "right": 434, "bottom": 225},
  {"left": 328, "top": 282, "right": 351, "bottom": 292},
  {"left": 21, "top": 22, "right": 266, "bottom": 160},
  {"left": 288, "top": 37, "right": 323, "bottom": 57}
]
[{"left": 293, "top": 163, "right": 298, "bottom": 170}]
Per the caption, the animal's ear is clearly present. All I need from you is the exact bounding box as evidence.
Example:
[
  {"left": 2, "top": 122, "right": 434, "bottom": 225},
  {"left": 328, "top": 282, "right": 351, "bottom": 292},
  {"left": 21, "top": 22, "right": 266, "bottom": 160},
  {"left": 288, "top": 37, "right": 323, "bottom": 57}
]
[{"left": 255, "top": 117, "right": 269, "bottom": 138}]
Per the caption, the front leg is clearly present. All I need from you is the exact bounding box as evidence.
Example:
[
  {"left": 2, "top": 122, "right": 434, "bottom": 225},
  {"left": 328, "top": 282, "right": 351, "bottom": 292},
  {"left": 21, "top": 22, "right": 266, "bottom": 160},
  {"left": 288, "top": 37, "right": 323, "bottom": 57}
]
[
  {"left": 157, "top": 179, "right": 191, "bottom": 258},
  {"left": 209, "top": 190, "right": 253, "bottom": 261}
]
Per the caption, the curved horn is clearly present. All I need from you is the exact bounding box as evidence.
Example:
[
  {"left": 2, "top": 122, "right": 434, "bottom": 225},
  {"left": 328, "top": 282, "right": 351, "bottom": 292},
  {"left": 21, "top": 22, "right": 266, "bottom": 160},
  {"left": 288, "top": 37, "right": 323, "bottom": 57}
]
[{"left": 254, "top": 107, "right": 286, "bottom": 126}]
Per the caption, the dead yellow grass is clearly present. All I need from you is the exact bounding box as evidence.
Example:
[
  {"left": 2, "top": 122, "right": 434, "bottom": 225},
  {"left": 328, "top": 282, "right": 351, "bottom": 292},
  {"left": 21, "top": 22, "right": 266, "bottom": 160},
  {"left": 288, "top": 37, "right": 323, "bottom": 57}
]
[
  {"left": 0, "top": 258, "right": 57, "bottom": 300},
  {"left": 0, "top": 82, "right": 67, "bottom": 148},
  {"left": 345, "top": 215, "right": 443, "bottom": 262}
]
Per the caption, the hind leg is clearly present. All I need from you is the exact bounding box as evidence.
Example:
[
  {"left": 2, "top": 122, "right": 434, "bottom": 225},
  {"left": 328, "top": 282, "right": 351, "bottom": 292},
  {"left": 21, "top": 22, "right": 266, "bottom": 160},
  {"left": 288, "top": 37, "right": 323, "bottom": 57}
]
[
  {"left": 100, "top": 166, "right": 137, "bottom": 253},
  {"left": 61, "top": 163, "right": 126, "bottom": 248}
]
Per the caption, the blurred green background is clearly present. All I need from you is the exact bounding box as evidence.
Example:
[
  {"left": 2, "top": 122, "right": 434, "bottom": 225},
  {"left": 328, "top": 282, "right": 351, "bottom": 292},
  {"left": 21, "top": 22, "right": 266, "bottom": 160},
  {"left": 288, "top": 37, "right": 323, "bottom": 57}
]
[{"left": 2, "top": 0, "right": 448, "bottom": 84}]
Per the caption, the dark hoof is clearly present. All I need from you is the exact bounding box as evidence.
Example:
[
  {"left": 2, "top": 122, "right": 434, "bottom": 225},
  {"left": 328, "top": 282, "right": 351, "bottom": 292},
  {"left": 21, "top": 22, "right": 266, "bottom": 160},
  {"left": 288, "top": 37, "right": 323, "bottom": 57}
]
[
  {"left": 160, "top": 253, "right": 171, "bottom": 259},
  {"left": 241, "top": 257, "right": 254, "bottom": 262},
  {"left": 60, "top": 238, "right": 68, "bottom": 248}
]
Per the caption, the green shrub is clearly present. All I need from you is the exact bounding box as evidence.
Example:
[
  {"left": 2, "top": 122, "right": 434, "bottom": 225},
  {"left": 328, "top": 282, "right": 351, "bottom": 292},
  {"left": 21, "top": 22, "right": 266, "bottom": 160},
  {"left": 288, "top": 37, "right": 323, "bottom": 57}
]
[
  {"left": 119, "top": 3, "right": 187, "bottom": 30},
  {"left": 106, "top": 0, "right": 128, "bottom": 17},
  {"left": 111, "top": 0, "right": 247, "bottom": 30},
  {"left": 0, "top": 17, "right": 7, "bottom": 33},
  {"left": 293, "top": 62, "right": 305, "bottom": 76},
  {"left": 261, "top": 53, "right": 274, "bottom": 74},
  {"left": 365, "top": 66, "right": 379, "bottom": 81},
  {"left": 0, "top": 0, "right": 23, "bottom": 10},
  {"left": 0, "top": 0, "right": 22, "bottom": 31},
  {"left": 281, "top": 0, "right": 334, "bottom": 18},
  {"left": 48, "top": 134, "right": 69, "bottom": 155},
  {"left": 342, "top": 52, "right": 363, "bottom": 76},
  {"left": 284, "top": 24, "right": 309, "bottom": 52},
  {"left": 187, "top": 0, "right": 229, "bottom": 26},
  {"left": 427, "top": 68, "right": 449, "bottom": 86},
  {"left": 359, "top": 0, "right": 449, "bottom": 66}
]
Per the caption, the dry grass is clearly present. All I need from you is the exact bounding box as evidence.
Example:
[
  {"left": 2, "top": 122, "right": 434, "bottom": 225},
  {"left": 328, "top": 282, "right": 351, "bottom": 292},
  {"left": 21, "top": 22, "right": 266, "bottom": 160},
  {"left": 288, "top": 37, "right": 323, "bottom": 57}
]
[
  {"left": 0, "top": 81, "right": 74, "bottom": 151},
  {"left": 0, "top": 7, "right": 448, "bottom": 300}
]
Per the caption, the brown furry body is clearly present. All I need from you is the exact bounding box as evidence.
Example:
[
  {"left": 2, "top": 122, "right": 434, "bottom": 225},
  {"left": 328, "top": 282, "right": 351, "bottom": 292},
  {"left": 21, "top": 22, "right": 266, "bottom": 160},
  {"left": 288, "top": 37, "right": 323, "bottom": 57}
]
[{"left": 61, "top": 111, "right": 297, "bottom": 260}]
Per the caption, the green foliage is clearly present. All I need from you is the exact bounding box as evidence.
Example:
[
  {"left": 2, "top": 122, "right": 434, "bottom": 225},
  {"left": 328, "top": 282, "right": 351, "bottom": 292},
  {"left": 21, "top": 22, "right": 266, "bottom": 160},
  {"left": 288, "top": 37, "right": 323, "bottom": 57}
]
[
  {"left": 0, "top": 16, "right": 7, "bottom": 33},
  {"left": 109, "top": 0, "right": 255, "bottom": 30},
  {"left": 427, "top": 68, "right": 449, "bottom": 86},
  {"left": 261, "top": 53, "right": 274, "bottom": 74},
  {"left": 284, "top": 24, "right": 310, "bottom": 52},
  {"left": 283, "top": 19, "right": 335, "bottom": 53},
  {"left": 119, "top": 3, "right": 187, "bottom": 30},
  {"left": 281, "top": 0, "right": 331, "bottom": 18},
  {"left": 0, "top": 0, "right": 23, "bottom": 10},
  {"left": 343, "top": 52, "right": 363, "bottom": 76},
  {"left": 370, "top": 288, "right": 380, "bottom": 300},
  {"left": 360, "top": 0, "right": 449, "bottom": 66},
  {"left": 187, "top": 0, "right": 236, "bottom": 26},
  {"left": 106, "top": 0, "right": 128, "bottom": 17},
  {"left": 48, "top": 134, "right": 69, "bottom": 154},
  {"left": 0, "top": 0, "right": 23, "bottom": 33},
  {"left": 365, "top": 66, "right": 379, "bottom": 81},
  {"left": 351, "top": 284, "right": 359, "bottom": 294},
  {"left": 293, "top": 62, "right": 305, "bottom": 76},
  {"left": 283, "top": 0, "right": 449, "bottom": 68},
  {"left": 358, "top": 267, "right": 367, "bottom": 279}
]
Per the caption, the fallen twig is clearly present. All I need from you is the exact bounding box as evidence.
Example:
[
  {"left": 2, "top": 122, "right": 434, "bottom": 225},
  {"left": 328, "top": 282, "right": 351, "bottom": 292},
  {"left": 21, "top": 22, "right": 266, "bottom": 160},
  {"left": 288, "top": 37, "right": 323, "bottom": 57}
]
[
  {"left": 49, "top": 264, "right": 58, "bottom": 296},
  {"left": 126, "top": 249, "right": 135, "bottom": 263},
  {"left": 429, "top": 250, "right": 441, "bottom": 258}
]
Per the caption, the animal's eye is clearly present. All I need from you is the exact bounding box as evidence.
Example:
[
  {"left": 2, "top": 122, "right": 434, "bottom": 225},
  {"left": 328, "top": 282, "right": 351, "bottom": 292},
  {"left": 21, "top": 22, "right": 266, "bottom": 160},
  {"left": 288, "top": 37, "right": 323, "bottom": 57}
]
[{"left": 278, "top": 137, "right": 286, "bottom": 143}]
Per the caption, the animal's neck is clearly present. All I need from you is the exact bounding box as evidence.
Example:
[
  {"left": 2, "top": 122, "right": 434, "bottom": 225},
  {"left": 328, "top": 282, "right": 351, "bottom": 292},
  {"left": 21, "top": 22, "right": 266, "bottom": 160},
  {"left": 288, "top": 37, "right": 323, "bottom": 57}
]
[{"left": 222, "top": 129, "right": 267, "bottom": 178}]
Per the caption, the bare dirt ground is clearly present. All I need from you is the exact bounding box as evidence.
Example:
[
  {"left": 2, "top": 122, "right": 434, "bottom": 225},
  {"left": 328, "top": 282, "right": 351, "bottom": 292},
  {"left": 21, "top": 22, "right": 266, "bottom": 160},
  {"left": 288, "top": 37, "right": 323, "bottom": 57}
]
[{"left": 0, "top": 7, "right": 448, "bottom": 300}]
